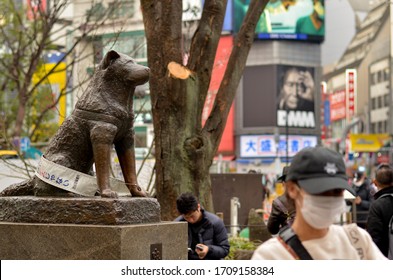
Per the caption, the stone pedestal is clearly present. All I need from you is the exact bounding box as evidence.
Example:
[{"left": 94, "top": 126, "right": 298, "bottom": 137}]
[
  {"left": 0, "top": 221, "right": 187, "bottom": 259},
  {"left": 0, "top": 196, "right": 188, "bottom": 259},
  {"left": 0, "top": 196, "right": 161, "bottom": 225}
]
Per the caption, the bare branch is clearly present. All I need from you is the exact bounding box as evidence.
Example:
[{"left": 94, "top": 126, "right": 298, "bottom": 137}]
[{"left": 203, "top": 0, "right": 269, "bottom": 151}]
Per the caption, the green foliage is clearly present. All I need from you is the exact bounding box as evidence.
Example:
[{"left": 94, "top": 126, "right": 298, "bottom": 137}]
[
  {"left": 0, "top": 0, "right": 51, "bottom": 138},
  {"left": 225, "top": 237, "right": 260, "bottom": 260},
  {"left": 25, "top": 85, "right": 59, "bottom": 142}
]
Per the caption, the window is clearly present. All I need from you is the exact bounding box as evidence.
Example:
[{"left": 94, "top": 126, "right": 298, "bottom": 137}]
[
  {"left": 371, "top": 123, "right": 377, "bottom": 134},
  {"left": 134, "top": 126, "right": 147, "bottom": 148},
  {"left": 371, "top": 72, "right": 378, "bottom": 85},
  {"left": 86, "top": 3, "right": 106, "bottom": 21},
  {"left": 377, "top": 71, "right": 382, "bottom": 83},
  {"left": 378, "top": 96, "right": 383, "bottom": 108},
  {"left": 108, "top": 1, "right": 135, "bottom": 19},
  {"left": 384, "top": 68, "right": 390, "bottom": 81},
  {"left": 371, "top": 97, "right": 376, "bottom": 110},
  {"left": 92, "top": 39, "right": 103, "bottom": 65},
  {"left": 378, "top": 121, "right": 384, "bottom": 133},
  {"left": 384, "top": 94, "right": 389, "bottom": 107},
  {"left": 102, "top": 32, "right": 147, "bottom": 60}
]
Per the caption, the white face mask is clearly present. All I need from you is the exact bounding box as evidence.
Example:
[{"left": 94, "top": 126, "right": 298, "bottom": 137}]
[{"left": 300, "top": 193, "right": 346, "bottom": 229}]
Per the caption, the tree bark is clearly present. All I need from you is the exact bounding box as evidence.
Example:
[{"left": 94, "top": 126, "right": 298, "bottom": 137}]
[{"left": 141, "top": 0, "right": 268, "bottom": 220}]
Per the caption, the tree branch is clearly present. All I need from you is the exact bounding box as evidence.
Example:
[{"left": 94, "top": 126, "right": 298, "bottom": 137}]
[
  {"left": 203, "top": 0, "right": 269, "bottom": 151},
  {"left": 187, "top": 0, "right": 227, "bottom": 112}
]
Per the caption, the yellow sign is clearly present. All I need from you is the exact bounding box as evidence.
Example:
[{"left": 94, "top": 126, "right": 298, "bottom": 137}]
[
  {"left": 32, "top": 62, "right": 67, "bottom": 125},
  {"left": 349, "top": 134, "right": 390, "bottom": 152}
]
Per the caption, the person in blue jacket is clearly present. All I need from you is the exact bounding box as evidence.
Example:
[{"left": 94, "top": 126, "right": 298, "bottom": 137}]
[{"left": 175, "top": 192, "right": 230, "bottom": 260}]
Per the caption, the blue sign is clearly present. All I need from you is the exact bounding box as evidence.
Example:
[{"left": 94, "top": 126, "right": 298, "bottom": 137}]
[
  {"left": 324, "top": 100, "right": 330, "bottom": 126},
  {"left": 20, "top": 137, "right": 31, "bottom": 152},
  {"left": 240, "top": 135, "right": 318, "bottom": 158}
]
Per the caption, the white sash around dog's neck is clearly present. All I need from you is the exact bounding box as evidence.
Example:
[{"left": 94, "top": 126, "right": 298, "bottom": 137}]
[{"left": 35, "top": 156, "right": 131, "bottom": 197}]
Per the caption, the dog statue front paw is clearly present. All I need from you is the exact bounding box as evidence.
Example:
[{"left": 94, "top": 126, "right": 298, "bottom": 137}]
[
  {"left": 128, "top": 184, "right": 148, "bottom": 197},
  {"left": 101, "top": 189, "right": 119, "bottom": 198}
]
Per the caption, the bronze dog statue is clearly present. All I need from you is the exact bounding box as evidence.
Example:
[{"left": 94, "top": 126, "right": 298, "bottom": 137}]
[{"left": 1, "top": 50, "right": 149, "bottom": 198}]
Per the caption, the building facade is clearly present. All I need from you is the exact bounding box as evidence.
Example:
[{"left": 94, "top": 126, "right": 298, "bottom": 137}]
[{"left": 322, "top": 0, "right": 391, "bottom": 167}]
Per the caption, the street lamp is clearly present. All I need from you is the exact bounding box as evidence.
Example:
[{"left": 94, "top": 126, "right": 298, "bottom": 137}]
[
  {"left": 274, "top": 127, "right": 281, "bottom": 176},
  {"left": 286, "top": 106, "right": 289, "bottom": 165}
]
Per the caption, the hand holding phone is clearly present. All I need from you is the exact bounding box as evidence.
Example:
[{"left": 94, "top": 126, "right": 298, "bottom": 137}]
[{"left": 196, "top": 244, "right": 204, "bottom": 251}]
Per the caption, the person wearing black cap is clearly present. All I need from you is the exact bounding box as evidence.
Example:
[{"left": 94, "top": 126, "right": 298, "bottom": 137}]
[
  {"left": 252, "top": 146, "right": 386, "bottom": 259},
  {"left": 267, "top": 166, "right": 296, "bottom": 235}
]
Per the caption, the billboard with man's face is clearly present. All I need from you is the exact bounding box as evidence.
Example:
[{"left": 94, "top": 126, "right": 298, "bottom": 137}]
[
  {"left": 276, "top": 65, "right": 316, "bottom": 128},
  {"left": 233, "top": 0, "right": 325, "bottom": 42}
]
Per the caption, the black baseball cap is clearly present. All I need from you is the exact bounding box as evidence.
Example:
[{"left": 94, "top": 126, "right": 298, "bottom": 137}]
[
  {"left": 286, "top": 146, "right": 356, "bottom": 196},
  {"left": 277, "top": 166, "right": 290, "bottom": 182}
]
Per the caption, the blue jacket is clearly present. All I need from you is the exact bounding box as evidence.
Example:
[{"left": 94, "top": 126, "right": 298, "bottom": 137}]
[{"left": 175, "top": 209, "right": 230, "bottom": 260}]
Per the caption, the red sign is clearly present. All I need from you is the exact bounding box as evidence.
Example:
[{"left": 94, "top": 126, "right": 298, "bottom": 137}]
[
  {"left": 27, "top": 0, "right": 47, "bottom": 20},
  {"left": 377, "top": 154, "right": 390, "bottom": 164},
  {"left": 329, "top": 90, "right": 346, "bottom": 121},
  {"left": 320, "top": 82, "right": 327, "bottom": 140},
  {"left": 346, "top": 69, "right": 356, "bottom": 121},
  {"left": 202, "top": 36, "right": 234, "bottom": 153}
]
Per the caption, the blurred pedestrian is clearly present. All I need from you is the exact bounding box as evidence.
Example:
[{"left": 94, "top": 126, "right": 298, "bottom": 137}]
[
  {"left": 267, "top": 166, "right": 296, "bottom": 235},
  {"left": 175, "top": 192, "right": 230, "bottom": 260},
  {"left": 351, "top": 166, "right": 373, "bottom": 228},
  {"left": 252, "top": 146, "right": 386, "bottom": 259},
  {"left": 366, "top": 163, "right": 393, "bottom": 258}
]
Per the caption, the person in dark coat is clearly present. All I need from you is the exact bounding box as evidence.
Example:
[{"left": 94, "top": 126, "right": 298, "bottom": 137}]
[
  {"left": 267, "top": 166, "right": 296, "bottom": 235},
  {"left": 366, "top": 163, "right": 393, "bottom": 258},
  {"left": 351, "top": 168, "right": 373, "bottom": 228},
  {"left": 175, "top": 192, "right": 230, "bottom": 260}
]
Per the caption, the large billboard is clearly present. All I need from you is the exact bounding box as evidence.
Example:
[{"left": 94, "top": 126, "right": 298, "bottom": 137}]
[
  {"left": 243, "top": 65, "right": 277, "bottom": 128},
  {"left": 233, "top": 0, "right": 325, "bottom": 42},
  {"left": 276, "top": 65, "right": 316, "bottom": 128}
]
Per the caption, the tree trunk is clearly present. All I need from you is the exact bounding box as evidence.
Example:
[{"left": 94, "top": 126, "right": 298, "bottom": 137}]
[{"left": 141, "top": 0, "right": 268, "bottom": 220}]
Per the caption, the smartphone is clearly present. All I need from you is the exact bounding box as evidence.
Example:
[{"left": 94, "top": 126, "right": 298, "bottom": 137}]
[{"left": 196, "top": 244, "right": 204, "bottom": 250}]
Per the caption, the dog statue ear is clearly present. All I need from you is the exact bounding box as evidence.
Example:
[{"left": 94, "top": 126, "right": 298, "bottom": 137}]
[{"left": 102, "top": 50, "right": 120, "bottom": 69}]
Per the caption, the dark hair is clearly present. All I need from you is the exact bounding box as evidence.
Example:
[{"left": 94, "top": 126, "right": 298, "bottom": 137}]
[
  {"left": 176, "top": 192, "right": 199, "bottom": 214},
  {"left": 354, "top": 171, "right": 364, "bottom": 180},
  {"left": 375, "top": 163, "right": 393, "bottom": 186}
]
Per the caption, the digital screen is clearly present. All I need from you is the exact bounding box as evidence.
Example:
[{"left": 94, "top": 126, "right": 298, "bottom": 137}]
[
  {"left": 276, "top": 65, "right": 316, "bottom": 128},
  {"left": 233, "top": 0, "right": 325, "bottom": 42},
  {"left": 223, "top": 0, "right": 233, "bottom": 32}
]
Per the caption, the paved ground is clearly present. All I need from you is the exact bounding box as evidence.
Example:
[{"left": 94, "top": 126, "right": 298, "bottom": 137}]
[{"left": 0, "top": 159, "right": 38, "bottom": 191}]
